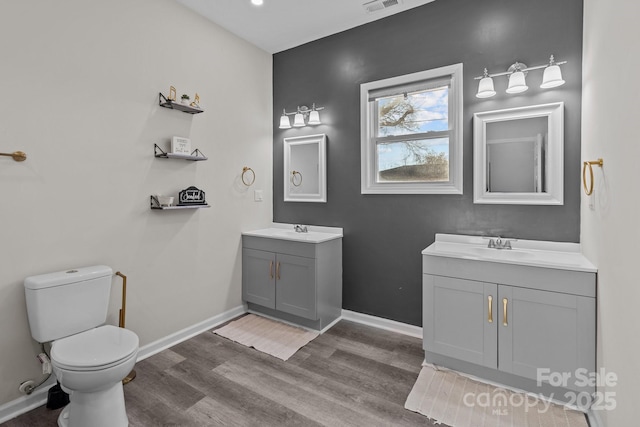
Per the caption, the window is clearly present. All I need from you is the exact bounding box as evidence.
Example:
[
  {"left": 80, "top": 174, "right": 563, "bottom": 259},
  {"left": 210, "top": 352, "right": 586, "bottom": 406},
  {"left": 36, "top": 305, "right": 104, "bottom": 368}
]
[{"left": 360, "top": 63, "right": 463, "bottom": 194}]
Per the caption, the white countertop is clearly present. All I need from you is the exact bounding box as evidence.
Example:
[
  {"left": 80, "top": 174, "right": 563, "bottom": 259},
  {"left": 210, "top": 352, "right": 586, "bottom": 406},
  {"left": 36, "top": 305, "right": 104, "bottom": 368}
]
[
  {"left": 422, "top": 234, "right": 597, "bottom": 273},
  {"left": 242, "top": 223, "right": 343, "bottom": 243}
]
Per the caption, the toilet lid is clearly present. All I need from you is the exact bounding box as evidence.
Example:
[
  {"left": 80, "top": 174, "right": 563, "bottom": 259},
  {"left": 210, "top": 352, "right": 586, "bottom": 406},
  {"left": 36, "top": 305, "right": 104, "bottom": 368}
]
[{"left": 51, "top": 325, "right": 139, "bottom": 370}]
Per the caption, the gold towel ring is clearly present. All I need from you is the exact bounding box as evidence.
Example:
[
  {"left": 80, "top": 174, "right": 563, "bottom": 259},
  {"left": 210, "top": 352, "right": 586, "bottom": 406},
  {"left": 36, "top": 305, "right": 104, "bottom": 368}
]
[
  {"left": 0, "top": 151, "right": 27, "bottom": 162},
  {"left": 242, "top": 167, "right": 256, "bottom": 186},
  {"left": 291, "top": 170, "right": 303, "bottom": 187},
  {"left": 582, "top": 158, "right": 603, "bottom": 196}
]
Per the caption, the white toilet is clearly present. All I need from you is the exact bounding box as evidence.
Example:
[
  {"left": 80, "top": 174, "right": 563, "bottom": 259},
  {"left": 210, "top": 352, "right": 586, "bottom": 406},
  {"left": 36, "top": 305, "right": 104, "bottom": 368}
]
[{"left": 24, "top": 265, "right": 139, "bottom": 427}]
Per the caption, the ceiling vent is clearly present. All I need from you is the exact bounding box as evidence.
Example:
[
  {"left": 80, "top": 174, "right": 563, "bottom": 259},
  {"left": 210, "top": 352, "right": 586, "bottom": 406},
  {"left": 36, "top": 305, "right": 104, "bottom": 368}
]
[{"left": 362, "top": 0, "right": 402, "bottom": 14}]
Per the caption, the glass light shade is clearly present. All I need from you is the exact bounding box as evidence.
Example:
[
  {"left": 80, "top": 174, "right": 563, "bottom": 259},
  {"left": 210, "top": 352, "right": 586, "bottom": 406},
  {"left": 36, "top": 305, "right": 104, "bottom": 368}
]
[
  {"left": 506, "top": 71, "right": 528, "bottom": 94},
  {"left": 251, "top": 0, "right": 263, "bottom": 5},
  {"left": 476, "top": 76, "right": 496, "bottom": 98},
  {"left": 540, "top": 65, "right": 565, "bottom": 89},
  {"left": 279, "top": 115, "right": 291, "bottom": 129},
  {"left": 307, "top": 110, "right": 321, "bottom": 125},
  {"left": 293, "top": 113, "right": 305, "bottom": 127}
]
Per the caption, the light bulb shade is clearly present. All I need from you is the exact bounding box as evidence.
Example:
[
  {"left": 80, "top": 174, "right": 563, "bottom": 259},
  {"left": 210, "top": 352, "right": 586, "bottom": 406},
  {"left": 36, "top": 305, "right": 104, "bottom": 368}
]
[
  {"left": 279, "top": 115, "right": 291, "bottom": 129},
  {"left": 540, "top": 65, "right": 565, "bottom": 89},
  {"left": 506, "top": 71, "right": 528, "bottom": 94},
  {"left": 307, "top": 110, "right": 321, "bottom": 125},
  {"left": 293, "top": 113, "right": 305, "bottom": 127},
  {"left": 476, "top": 76, "right": 496, "bottom": 98}
]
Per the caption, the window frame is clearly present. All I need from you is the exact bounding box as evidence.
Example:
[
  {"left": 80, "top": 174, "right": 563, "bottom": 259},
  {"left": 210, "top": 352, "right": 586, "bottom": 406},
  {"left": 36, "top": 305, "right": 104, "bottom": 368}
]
[{"left": 360, "top": 63, "right": 464, "bottom": 194}]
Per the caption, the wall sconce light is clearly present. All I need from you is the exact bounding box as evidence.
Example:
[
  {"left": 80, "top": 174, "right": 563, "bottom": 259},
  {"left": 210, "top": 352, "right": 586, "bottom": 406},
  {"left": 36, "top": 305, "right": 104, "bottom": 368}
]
[
  {"left": 475, "top": 55, "right": 567, "bottom": 98},
  {"left": 476, "top": 68, "right": 496, "bottom": 98},
  {"left": 279, "top": 103, "right": 325, "bottom": 129}
]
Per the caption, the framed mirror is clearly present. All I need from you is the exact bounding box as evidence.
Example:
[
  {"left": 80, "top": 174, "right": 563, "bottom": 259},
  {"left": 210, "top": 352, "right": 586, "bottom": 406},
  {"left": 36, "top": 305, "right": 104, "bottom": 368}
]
[
  {"left": 284, "top": 133, "right": 327, "bottom": 203},
  {"left": 473, "top": 102, "right": 564, "bottom": 205}
]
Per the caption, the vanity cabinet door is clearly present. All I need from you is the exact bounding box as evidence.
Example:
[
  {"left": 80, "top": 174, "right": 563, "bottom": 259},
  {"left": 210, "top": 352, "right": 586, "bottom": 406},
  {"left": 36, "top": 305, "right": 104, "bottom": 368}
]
[
  {"left": 423, "top": 275, "right": 497, "bottom": 369},
  {"left": 275, "top": 254, "right": 317, "bottom": 320},
  {"left": 498, "top": 285, "right": 596, "bottom": 392},
  {"left": 242, "top": 248, "right": 276, "bottom": 309}
]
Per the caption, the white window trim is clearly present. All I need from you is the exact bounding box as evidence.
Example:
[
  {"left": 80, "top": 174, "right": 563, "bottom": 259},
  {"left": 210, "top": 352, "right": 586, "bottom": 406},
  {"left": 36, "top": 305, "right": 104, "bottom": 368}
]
[{"left": 360, "top": 63, "right": 464, "bottom": 194}]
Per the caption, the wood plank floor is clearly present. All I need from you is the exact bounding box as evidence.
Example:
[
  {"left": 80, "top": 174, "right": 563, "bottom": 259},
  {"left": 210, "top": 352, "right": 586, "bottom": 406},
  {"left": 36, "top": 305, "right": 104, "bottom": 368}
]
[{"left": 3, "top": 318, "right": 443, "bottom": 426}]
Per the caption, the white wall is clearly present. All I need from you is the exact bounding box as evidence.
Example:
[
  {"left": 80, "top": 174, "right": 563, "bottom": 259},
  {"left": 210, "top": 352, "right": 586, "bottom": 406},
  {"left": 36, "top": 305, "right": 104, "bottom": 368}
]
[
  {"left": 0, "top": 0, "right": 272, "bottom": 406},
  {"left": 582, "top": 0, "right": 640, "bottom": 425}
]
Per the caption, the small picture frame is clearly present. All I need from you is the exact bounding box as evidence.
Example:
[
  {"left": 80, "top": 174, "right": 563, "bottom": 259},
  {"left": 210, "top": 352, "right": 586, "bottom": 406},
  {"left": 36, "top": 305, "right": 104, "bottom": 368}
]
[{"left": 171, "top": 136, "right": 192, "bottom": 155}]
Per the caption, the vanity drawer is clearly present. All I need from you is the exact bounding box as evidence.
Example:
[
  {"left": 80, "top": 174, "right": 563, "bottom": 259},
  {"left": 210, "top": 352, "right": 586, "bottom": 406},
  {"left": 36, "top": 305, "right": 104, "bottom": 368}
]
[
  {"left": 423, "top": 255, "right": 596, "bottom": 298},
  {"left": 243, "top": 235, "right": 316, "bottom": 259}
]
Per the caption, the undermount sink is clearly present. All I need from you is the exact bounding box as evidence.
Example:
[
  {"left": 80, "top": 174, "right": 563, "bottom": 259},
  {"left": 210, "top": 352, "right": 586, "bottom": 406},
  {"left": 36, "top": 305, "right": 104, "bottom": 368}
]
[
  {"left": 242, "top": 223, "right": 343, "bottom": 243},
  {"left": 422, "top": 234, "right": 596, "bottom": 272}
]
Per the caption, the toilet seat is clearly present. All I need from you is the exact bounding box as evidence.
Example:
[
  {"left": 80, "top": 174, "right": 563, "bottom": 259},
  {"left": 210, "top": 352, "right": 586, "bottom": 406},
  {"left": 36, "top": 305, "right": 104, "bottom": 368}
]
[{"left": 52, "top": 325, "right": 139, "bottom": 371}]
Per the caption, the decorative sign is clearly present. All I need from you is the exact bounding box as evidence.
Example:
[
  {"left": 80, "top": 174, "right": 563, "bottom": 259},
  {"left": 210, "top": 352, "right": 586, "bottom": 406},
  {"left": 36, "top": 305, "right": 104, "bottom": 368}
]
[
  {"left": 171, "top": 136, "right": 192, "bottom": 155},
  {"left": 178, "top": 186, "right": 207, "bottom": 205}
]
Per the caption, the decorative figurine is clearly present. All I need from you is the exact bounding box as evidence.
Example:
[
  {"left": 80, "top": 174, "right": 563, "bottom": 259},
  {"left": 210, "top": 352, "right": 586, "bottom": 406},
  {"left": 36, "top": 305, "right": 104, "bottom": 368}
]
[
  {"left": 190, "top": 93, "right": 201, "bottom": 109},
  {"left": 169, "top": 86, "right": 177, "bottom": 101}
]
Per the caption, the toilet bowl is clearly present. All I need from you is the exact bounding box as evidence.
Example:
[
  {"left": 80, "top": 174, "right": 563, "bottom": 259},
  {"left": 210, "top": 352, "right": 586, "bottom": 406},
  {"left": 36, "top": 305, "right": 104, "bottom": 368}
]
[
  {"left": 51, "top": 325, "right": 139, "bottom": 427},
  {"left": 23, "top": 266, "right": 140, "bottom": 427}
]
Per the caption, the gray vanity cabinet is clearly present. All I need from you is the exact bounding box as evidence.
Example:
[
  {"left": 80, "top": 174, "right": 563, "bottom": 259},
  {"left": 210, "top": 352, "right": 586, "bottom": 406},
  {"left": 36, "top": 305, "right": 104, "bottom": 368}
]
[
  {"left": 423, "top": 275, "right": 497, "bottom": 369},
  {"left": 242, "top": 248, "right": 277, "bottom": 309},
  {"left": 423, "top": 254, "right": 596, "bottom": 399},
  {"left": 242, "top": 235, "right": 342, "bottom": 330},
  {"left": 498, "top": 285, "right": 596, "bottom": 384},
  {"left": 242, "top": 249, "right": 316, "bottom": 319}
]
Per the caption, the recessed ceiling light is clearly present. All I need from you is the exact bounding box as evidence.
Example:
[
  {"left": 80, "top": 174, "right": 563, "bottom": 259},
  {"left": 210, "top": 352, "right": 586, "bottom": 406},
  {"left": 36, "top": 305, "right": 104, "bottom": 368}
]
[{"left": 251, "top": 0, "right": 263, "bottom": 5}]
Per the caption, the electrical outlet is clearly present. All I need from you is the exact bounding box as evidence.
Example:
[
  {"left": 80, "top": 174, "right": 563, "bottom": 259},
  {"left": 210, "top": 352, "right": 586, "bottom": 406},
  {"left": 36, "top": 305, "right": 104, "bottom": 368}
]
[
  {"left": 254, "top": 190, "right": 263, "bottom": 202},
  {"left": 19, "top": 380, "right": 35, "bottom": 394}
]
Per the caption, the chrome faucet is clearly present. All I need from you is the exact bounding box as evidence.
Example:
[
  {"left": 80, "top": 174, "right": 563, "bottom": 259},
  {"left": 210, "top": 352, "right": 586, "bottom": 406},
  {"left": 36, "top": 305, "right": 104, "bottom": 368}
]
[
  {"left": 487, "top": 237, "right": 517, "bottom": 250},
  {"left": 293, "top": 224, "right": 309, "bottom": 233}
]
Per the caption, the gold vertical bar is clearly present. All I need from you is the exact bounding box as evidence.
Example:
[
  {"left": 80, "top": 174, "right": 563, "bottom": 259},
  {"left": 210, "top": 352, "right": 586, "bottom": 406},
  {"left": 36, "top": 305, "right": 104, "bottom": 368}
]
[
  {"left": 115, "top": 272, "right": 127, "bottom": 328},
  {"left": 488, "top": 295, "right": 493, "bottom": 323},
  {"left": 276, "top": 262, "right": 280, "bottom": 280},
  {"left": 115, "top": 271, "right": 136, "bottom": 384},
  {"left": 503, "top": 298, "right": 508, "bottom": 326},
  {"left": 269, "top": 261, "right": 273, "bottom": 279}
]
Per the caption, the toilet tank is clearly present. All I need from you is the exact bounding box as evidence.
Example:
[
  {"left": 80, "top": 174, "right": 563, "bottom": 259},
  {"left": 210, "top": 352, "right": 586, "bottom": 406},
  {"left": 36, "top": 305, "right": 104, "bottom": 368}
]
[{"left": 24, "top": 266, "right": 113, "bottom": 343}]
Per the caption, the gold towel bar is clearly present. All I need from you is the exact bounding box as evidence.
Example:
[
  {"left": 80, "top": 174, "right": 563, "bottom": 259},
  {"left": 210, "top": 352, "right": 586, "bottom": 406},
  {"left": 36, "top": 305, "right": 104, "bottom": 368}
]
[
  {"left": 0, "top": 151, "right": 27, "bottom": 162},
  {"left": 582, "top": 158, "right": 603, "bottom": 196}
]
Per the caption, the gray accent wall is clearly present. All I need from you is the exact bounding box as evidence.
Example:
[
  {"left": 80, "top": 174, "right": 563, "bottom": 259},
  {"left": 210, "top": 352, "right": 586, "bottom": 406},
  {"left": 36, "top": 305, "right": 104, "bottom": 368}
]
[{"left": 273, "top": 0, "right": 583, "bottom": 326}]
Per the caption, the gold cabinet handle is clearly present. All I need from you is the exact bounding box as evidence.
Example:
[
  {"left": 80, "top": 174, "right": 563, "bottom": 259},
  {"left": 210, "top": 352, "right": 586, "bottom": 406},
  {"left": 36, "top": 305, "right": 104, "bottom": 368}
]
[
  {"left": 276, "top": 262, "right": 280, "bottom": 280},
  {"left": 269, "top": 261, "right": 274, "bottom": 279},
  {"left": 503, "top": 298, "right": 508, "bottom": 326},
  {"left": 488, "top": 295, "right": 493, "bottom": 323}
]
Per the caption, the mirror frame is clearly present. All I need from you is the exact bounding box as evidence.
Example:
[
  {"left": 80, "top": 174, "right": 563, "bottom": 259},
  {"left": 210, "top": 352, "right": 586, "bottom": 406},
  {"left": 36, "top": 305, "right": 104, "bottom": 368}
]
[
  {"left": 473, "top": 102, "right": 564, "bottom": 205},
  {"left": 283, "top": 133, "right": 327, "bottom": 203}
]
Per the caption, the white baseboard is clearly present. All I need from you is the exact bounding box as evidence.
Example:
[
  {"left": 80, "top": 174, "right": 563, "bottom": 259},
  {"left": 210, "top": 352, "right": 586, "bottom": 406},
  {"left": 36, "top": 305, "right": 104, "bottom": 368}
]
[
  {"left": 0, "top": 305, "right": 246, "bottom": 424},
  {"left": 136, "top": 304, "right": 246, "bottom": 361},
  {"left": 0, "top": 376, "right": 56, "bottom": 424},
  {"left": 341, "top": 310, "right": 422, "bottom": 339}
]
